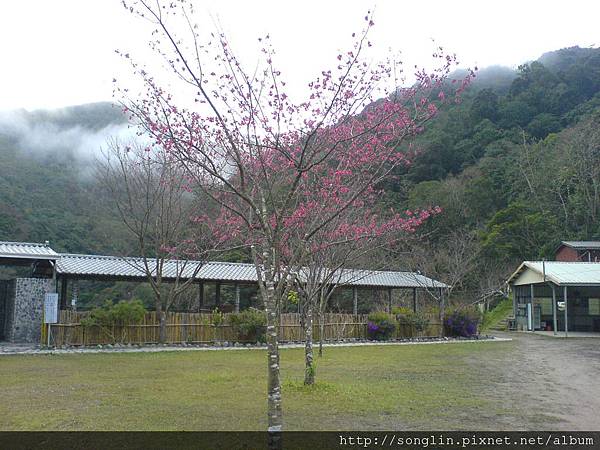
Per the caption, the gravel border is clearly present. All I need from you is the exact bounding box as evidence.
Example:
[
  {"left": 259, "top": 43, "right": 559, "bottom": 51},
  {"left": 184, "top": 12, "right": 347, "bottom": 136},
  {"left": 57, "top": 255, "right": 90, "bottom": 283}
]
[{"left": 0, "top": 336, "right": 511, "bottom": 356}]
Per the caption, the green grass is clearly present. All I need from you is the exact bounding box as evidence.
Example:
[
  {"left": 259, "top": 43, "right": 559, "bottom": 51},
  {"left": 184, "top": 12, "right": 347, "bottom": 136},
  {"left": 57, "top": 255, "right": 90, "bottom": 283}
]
[
  {"left": 0, "top": 343, "right": 513, "bottom": 431},
  {"left": 481, "top": 298, "right": 513, "bottom": 331}
]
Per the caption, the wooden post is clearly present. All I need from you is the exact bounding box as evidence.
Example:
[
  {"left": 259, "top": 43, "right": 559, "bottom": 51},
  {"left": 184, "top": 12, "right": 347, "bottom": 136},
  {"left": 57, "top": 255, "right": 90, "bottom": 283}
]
[
  {"left": 198, "top": 282, "right": 204, "bottom": 313},
  {"left": 60, "top": 277, "right": 68, "bottom": 310},
  {"left": 563, "top": 285, "right": 568, "bottom": 338},
  {"left": 512, "top": 285, "right": 517, "bottom": 326},
  {"left": 551, "top": 284, "right": 558, "bottom": 336},
  {"left": 352, "top": 287, "right": 358, "bottom": 315},
  {"left": 387, "top": 288, "right": 393, "bottom": 313},
  {"left": 235, "top": 283, "right": 240, "bottom": 313},
  {"left": 215, "top": 282, "right": 221, "bottom": 309},
  {"left": 412, "top": 288, "right": 417, "bottom": 313},
  {"left": 439, "top": 288, "right": 446, "bottom": 337}
]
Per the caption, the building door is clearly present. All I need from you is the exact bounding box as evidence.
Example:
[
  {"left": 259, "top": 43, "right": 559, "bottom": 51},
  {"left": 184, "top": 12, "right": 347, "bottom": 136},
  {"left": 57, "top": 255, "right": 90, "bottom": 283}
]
[
  {"left": 0, "top": 280, "right": 8, "bottom": 340},
  {"left": 533, "top": 305, "right": 542, "bottom": 330}
]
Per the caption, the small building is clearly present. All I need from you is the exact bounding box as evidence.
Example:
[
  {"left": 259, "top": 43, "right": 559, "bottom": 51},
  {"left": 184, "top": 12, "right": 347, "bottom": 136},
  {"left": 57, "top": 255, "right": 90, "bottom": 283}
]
[
  {"left": 507, "top": 261, "right": 600, "bottom": 334},
  {"left": 0, "top": 242, "right": 58, "bottom": 342},
  {"left": 555, "top": 241, "right": 600, "bottom": 262}
]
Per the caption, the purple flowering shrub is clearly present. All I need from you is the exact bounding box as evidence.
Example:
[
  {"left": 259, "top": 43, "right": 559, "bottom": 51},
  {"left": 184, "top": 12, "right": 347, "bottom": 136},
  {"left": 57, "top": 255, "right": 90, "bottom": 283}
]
[
  {"left": 444, "top": 308, "right": 480, "bottom": 337},
  {"left": 366, "top": 312, "right": 397, "bottom": 341}
]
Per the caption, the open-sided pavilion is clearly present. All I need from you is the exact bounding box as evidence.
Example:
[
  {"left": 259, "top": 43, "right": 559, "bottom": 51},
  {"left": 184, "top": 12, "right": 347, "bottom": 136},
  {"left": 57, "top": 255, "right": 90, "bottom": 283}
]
[{"left": 0, "top": 241, "right": 447, "bottom": 342}]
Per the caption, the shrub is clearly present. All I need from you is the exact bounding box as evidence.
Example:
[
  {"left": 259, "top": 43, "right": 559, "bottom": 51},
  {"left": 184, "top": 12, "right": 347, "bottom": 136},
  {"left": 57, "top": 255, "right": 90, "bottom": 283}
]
[
  {"left": 410, "top": 311, "right": 431, "bottom": 333},
  {"left": 444, "top": 308, "right": 480, "bottom": 337},
  {"left": 81, "top": 299, "right": 146, "bottom": 328},
  {"left": 287, "top": 290, "right": 299, "bottom": 305},
  {"left": 391, "top": 306, "right": 413, "bottom": 317},
  {"left": 393, "top": 307, "right": 430, "bottom": 333},
  {"left": 366, "top": 312, "right": 397, "bottom": 341},
  {"left": 229, "top": 308, "right": 267, "bottom": 343},
  {"left": 211, "top": 308, "right": 224, "bottom": 326},
  {"left": 80, "top": 299, "right": 146, "bottom": 343}
]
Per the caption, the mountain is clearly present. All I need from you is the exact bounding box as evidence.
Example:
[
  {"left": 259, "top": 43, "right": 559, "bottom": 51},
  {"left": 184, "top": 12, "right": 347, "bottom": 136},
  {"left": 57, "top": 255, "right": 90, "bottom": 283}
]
[
  {"left": 0, "top": 46, "right": 599, "bottom": 305},
  {"left": 0, "top": 102, "right": 130, "bottom": 254}
]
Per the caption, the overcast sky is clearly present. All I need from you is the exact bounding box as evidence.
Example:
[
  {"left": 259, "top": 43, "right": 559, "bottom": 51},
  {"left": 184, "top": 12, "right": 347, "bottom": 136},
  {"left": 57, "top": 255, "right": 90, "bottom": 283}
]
[{"left": 0, "top": 0, "right": 598, "bottom": 111}]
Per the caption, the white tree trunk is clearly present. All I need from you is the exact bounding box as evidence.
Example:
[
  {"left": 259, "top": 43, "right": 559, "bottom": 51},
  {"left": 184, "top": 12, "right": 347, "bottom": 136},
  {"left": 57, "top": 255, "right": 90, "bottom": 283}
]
[
  {"left": 264, "top": 276, "right": 283, "bottom": 440},
  {"left": 318, "top": 313, "right": 325, "bottom": 357},
  {"left": 304, "top": 303, "right": 315, "bottom": 385}
]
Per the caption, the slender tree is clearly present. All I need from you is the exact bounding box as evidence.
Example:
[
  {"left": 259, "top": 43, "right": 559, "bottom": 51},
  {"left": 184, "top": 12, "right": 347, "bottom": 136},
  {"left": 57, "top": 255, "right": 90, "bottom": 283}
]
[
  {"left": 117, "top": 0, "right": 470, "bottom": 437},
  {"left": 97, "top": 141, "right": 221, "bottom": 342},
  {"left": 289, "top": 204, "right": 439, "bottom": 384}
]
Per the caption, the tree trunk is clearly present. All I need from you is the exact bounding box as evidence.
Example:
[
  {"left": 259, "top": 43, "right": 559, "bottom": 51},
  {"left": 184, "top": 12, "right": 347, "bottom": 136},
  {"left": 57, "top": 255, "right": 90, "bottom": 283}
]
[
  {"left": 439, "top": 289, "right": 446, "bottom": 338},
  {"left": 155, "top": 298, "right": 167, "bottom": 344},
  {"left": 264, "top": 275, "right": 283, "bottom": 446},
  {"left": 304, "top": 303, "right": 315, "bottom": 385},
  {"left": 159, "top": 309, "right": 167, "bottom": 344},
  {"left": 318, "top": 313, "right": 325, "bottom": 357}
]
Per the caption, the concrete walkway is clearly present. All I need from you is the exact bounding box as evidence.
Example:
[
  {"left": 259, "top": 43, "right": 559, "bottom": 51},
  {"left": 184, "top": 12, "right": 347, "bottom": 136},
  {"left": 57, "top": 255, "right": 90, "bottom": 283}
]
[
  {"left": 530, "top": 330, "right": 600, "bottom": 338},
  {"left": 0, "top": 336, "right": 509, "bottom": 356}
]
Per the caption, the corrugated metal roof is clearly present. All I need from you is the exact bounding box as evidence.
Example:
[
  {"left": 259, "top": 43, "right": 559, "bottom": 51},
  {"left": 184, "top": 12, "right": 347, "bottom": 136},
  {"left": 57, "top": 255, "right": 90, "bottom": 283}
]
[
  {"left": 56, "top": 254, "right": 256, "bottom": 282},
  {"left": 337, "top": 269, "right": 448, "bottom": 288},
  {"left": 55, "top": 253, "right": 446, "bottom": 288},
  {"left": 0, "top": 241, "right": 59, "bottom": 260},
  {"left": 0, "top": 240, "right": 446, "bottom": 288},
  {"left": 508, "top": 261, "right": 600, "bottom": 286},
  {"left": 561, "top": 241, "right": 600, "bottom": 250}
]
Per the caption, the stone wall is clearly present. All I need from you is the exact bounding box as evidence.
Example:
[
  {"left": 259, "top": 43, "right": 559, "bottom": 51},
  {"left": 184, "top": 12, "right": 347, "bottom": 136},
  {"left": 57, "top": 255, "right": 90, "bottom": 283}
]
[{"left": 4, "top": 278, "right": 54, "bottom": 343}]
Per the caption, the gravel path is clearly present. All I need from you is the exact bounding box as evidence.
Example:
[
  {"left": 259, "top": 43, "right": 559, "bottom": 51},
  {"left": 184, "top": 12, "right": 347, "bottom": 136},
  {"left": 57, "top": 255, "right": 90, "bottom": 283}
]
[
  {"left": 0, "top": 336, "right": 507, "bottom": 356},
  {"left": 480, "top": 332, "right": 600, "bottom": 430}
]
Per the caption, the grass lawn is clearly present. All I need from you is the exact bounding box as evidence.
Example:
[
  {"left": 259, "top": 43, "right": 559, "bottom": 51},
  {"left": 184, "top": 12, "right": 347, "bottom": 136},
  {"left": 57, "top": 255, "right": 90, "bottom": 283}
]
[
  {"left": 481, "top": 298, "right": 513, "bottom": 331},
  {"left": 0, "top": 342, "right": 514, "bottom": 431}
]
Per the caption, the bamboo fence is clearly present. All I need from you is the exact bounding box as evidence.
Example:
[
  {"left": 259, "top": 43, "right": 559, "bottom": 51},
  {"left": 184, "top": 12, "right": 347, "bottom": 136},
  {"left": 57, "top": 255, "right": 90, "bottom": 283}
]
[{"left": 43, "top": 310, "right": 442, "bottom": 347}]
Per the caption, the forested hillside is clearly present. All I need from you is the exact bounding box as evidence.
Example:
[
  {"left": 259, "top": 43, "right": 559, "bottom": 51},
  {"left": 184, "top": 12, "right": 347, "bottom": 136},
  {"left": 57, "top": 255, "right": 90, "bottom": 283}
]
[
  {"left": 0, "top": 102, "right": 131, "bottom": 253},
  {"left": 391, "top": 46, "right": 600, "bottom": 301},
  {"left": 1, "top": 46, "right": 599, "bottom": 305}
]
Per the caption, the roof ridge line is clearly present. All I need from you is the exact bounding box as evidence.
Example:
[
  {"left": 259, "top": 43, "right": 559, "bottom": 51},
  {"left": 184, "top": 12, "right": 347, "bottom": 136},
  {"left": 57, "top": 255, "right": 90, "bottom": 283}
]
[{"left": 58, "top": 253, "right": 254, "bottom": 266}]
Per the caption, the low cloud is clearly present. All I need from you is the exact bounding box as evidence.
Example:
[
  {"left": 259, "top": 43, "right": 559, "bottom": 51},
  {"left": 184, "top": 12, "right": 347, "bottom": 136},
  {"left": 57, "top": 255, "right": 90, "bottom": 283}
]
[{"left": 0, "top": 103, "right": 136, "bottom": 162}]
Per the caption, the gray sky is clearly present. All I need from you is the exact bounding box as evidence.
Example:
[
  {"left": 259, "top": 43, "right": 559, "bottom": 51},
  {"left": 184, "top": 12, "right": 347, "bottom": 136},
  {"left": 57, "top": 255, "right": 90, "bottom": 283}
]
[{"left": 1, "top": 0, "right": 598, "bottom": 111}]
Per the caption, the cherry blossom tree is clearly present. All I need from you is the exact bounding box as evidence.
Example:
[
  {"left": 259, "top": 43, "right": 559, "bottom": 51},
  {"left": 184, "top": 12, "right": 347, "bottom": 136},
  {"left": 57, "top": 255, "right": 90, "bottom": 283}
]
[
  {"left": 117, "top": 0, "right": 471, "bottom": 437},
  {"left": 287, "top": 200, "right": 441, "bottom": 385}
]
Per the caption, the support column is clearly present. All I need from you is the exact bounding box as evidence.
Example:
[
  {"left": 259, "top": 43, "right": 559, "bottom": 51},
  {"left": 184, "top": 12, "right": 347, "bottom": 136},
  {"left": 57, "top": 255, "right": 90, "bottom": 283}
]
[
  {"left": 215, "top": 282, "right": 221, "bottom": 309},
  {"left": 71, "top": 279, "right": 79, "bottom": 312},
  {"left": 512, "top": 286, "right": 517, "bottom": 326},
  {"left": 563, "top": 285, "right": 568, "bottom": 338},
  {"left": 352, "top": 287, "right": 358, "bottom": 315},
  {"left": 412, "top": 288, "right": 417, "bottom": 313},
  {"left": 235, "top": 283, "right": 240, "bottom": 313},
  {"left": 198, "top": 282, "right": 204, "bottom": 313},
  {"left": 439, "top": 288, "right": 446, "bottom": 337},
  {"left": 387, "top": 288, "right": 393, "bottom": 313},
  {"left": 529, "top": 284, "right": 535, "bottom": 331},
  {"left": 60, "top": 278, "right": 68, "bottom": 310},
  {"left": 551, "top": 284, "right": 558, "bottom": 336}
]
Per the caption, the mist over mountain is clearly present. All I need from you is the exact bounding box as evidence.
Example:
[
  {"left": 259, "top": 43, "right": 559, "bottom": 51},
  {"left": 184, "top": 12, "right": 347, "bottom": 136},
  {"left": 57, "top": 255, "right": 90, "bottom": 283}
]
[
  {"left": 1, "top": 46, "right": 600, "bottom": 305},
  {"left": 0, "top": 102, "right": 131, "bottom": 162}
]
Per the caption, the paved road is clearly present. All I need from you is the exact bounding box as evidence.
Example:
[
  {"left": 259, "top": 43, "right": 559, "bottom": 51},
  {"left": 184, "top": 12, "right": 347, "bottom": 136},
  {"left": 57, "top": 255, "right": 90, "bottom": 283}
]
[{"left": 484, "top": 332, "right": 600, "bottom": 430}]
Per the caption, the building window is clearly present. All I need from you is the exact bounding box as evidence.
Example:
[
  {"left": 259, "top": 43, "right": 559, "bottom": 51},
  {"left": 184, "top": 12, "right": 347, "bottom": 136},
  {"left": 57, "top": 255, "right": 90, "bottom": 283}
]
[
  {"left": 537, "top": 297, "right": 553, "bottom": 315},
  {"left": 589, "top": 298, "right": 600, "bottom": 315}
]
